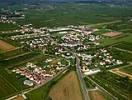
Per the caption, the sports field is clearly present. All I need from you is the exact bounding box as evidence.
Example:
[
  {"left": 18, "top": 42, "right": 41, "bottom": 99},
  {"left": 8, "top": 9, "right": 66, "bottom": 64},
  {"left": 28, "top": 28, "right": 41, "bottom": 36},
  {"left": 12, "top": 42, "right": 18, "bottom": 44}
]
[{"left": 49, "top": 71, "right": 83, "bottom": 100}]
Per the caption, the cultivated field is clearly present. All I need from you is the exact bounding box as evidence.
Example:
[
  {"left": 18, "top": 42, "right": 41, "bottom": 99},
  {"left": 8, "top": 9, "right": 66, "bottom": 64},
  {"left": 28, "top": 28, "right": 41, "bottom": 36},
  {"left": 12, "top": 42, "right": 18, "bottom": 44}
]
[
  {"left": 0, "top": 40, "right": 16, "bottom": 52},
  {"left": 49, "top": 71, "right": 83, "bottom": 100},
  {"left": 88, "top": 90, "right": 105, "bottom": 100},
  {"left": 103, "top": 32, "right": 122, "bottom": 37},
  {"left": 110, "top": 68, "right": 132, "bottom": 80},
  {"left": 0, "top": 75, "right": 17, "bottom": 98},
  {"left": 120, "top": 66, "right": 132, "bottom": 75}
]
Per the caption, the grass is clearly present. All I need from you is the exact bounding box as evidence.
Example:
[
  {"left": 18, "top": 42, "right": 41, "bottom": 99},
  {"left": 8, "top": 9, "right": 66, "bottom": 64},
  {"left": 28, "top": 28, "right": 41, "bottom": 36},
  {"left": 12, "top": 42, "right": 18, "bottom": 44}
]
[{"left": 49, "top": 71, "right": 83, "bottom": 100}]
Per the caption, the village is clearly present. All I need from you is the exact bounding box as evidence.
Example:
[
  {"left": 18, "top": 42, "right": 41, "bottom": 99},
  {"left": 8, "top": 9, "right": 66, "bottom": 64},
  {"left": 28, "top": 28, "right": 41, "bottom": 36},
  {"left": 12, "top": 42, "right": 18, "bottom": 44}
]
[{"left": 2, "top": 21, "right": 123, "bottom": 89}]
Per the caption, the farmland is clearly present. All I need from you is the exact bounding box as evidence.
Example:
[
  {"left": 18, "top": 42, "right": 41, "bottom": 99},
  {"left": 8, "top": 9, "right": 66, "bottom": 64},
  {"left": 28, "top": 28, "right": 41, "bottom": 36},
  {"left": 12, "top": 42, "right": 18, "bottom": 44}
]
[
  {"left": 0, "top": 69, "right": 29, "bottom": 99},
  {"left": 0, "top": 40, "right": 16, "bottom": 52},
  {"left": 0, "top": 23, "right": 19, "bottom": 31},
  {"left": 13, "top": 3, "right": 132, "bottom": 28},
  {"left": 0, "top": 2, "right": 132, "bottom": 100},
  {"left": 91, "top": 71, "right": 132, "bottom": 100},
  {"left": 88, "top": 90, "right": 105, "bottom": 100},
  {"left": 120, "top": 66, "right": 132, "bottom": 75},
  {"left": 113, "top": 42, "right": 132, "bottom": 51},
  {"left": 49, "top": 71, "right": 83, "bottom": 100}
]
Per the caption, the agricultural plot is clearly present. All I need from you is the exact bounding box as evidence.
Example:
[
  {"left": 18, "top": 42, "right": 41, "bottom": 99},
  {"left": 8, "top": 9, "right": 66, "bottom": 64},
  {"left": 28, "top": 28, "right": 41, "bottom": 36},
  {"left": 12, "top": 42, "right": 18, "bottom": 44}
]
[
  {"left": 109, "top": 48, "right": 132, "bottom": 62},
  {"left": 84, "top": 77, "right": 95, "bottom": 89},
  {"left": 0, "top": 40, "right": 16, "bottom": 52},
  {"left": 0, "top": 69, "right": 30, "bottom": 99},
  {"left": 88, "top": 90, "right": 106, "bottom": 100},
  {"left": 0, "top": 52, "right": 40, "bottom": 68},
  {"left": 49, "top": 71, "right": 83, "bottom": 100},
  {"left": 92, "top": 71, "right": 132, "bottom": 100},
  {"left": 105, "top": 20, "right": 132, "bottom": 33},
  {"left": 120, "top": 66, "right": 132, "bottom": 75},
  {"left": 103, "top": 32, "right": 122, "bottom": 37},
  {"left": 0, "top": 23, "right": 19, "bottom": 31},
  {"left": 0, "top": 75, "right": 17, "bottom": 99},
  {"left": 113, "top": 42, "right": 132, "bottom": 51},
  {"left": 16, "top": 3, "right": 132, "bottom": 28},
  {"left": 100, "top": 33, "right": 132, "bottom": 46}
]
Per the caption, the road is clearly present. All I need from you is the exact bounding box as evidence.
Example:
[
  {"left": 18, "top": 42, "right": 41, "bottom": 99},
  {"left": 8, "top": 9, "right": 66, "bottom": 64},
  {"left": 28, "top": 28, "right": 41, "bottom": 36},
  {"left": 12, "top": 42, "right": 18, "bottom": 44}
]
[{"left": 72, "top": 52, "right": 90, "bottom": 100}]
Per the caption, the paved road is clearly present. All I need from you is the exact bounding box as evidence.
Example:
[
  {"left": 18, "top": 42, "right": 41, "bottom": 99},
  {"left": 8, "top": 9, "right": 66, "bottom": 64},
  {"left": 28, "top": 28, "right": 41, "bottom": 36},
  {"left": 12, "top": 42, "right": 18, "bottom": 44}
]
[{"left": 73, "top": 53, "right": 90, "bottom": 100}]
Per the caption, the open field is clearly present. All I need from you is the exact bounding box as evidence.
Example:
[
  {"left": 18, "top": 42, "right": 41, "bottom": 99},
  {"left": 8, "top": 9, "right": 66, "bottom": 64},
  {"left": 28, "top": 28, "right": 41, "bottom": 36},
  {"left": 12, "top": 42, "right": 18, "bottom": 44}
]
[
  {"left": 0, "top": 40, "right": 16, "bottom": 52},
  {"left": 88, "top": 90, "right": 105, "bottom": 100},
  {"left": 49, "top": 71, "right": 83, "bottom": 100}
]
